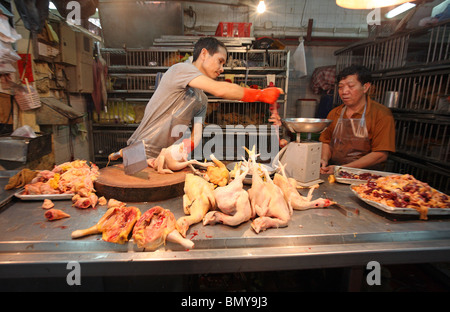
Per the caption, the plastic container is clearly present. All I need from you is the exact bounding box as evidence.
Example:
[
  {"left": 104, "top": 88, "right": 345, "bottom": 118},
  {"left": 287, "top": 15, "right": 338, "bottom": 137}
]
[{"left": 215, "top": 22, "right": 252, "bottom": 37}]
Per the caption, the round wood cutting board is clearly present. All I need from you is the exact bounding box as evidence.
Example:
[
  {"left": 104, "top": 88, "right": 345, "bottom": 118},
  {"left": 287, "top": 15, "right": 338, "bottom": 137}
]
[{"left": 94, "top": 164, "right": 189, "bottom": 202}]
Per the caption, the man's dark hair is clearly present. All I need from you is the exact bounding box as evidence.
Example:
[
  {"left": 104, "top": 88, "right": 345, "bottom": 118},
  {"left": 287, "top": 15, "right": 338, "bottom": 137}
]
[
  {"left": 337, "top": 65, "right": 372, "bottom": 85},
  {"left": 193, "top": 37, "right": 227, "bottom": 62}
]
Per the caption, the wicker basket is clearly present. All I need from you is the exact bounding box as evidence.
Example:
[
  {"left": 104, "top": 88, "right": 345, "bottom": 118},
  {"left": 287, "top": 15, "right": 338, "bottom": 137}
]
[{"left": 13, "top": 78, "right": 41, "bottom": 111}]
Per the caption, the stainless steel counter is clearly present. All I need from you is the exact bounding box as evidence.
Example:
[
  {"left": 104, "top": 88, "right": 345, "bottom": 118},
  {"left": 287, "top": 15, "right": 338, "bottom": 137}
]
[{"left": 1, "top": 175, "right": 449, "bottom": 279}]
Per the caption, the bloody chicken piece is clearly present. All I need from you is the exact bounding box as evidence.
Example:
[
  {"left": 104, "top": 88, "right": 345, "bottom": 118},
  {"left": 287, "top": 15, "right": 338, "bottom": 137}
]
[
  {"left": 71, "top": 205, "right": 141, "bottom": 244},
  {"left": 45, "top": 208, "right": 70, "bottom": 221},
  {"left": 71, "top": 193, "right": 98, "bottom": 209},
  {"left": 132, "top": 206, "right": 194, "bottom": 250}
]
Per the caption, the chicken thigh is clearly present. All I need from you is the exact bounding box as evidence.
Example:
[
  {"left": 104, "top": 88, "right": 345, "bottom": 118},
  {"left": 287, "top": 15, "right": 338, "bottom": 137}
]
[
  {"left": 203, "top": 165, "right": 254, "bottom": 227},
  {"left": 273, "top": 162, "right": 334, "bottom": 210},
  {"left": 132, "top": 206, "right": 194, "bottom": 250},
  {"left": 177, "top": 173, "right": 216, "bottom": 237},
  {"left": 246, "top": 146, "right": 292, "bottom": 233}
]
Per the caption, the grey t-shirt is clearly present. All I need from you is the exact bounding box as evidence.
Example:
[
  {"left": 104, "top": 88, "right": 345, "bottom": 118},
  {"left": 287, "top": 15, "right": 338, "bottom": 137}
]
[{"left": 127, "top": 62, "right": 207, "bottom": 158}]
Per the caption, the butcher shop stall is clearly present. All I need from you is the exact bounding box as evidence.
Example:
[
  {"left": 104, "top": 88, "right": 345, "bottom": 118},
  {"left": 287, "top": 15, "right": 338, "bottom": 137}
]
[{"left": 1, "top": 0, "right": 450, "bottom": 293}]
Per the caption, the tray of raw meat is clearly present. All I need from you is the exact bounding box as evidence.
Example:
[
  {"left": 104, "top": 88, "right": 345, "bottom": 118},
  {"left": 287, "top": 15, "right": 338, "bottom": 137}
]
[
  {"left": 334, "top": 166, "right": 395, "bottom": 184},
  {"left": 14, "top": 160, "right": 99, "bottom": 201}
]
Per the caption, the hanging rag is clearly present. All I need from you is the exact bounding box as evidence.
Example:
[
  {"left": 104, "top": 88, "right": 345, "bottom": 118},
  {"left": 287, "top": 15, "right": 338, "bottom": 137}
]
[{"left": 92, "top": 54, "right": 108, "bottom": 114}]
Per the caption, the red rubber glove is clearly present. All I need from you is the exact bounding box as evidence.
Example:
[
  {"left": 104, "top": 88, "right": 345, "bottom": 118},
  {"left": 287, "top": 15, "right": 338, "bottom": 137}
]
[
  {"left": 240, "top": 87, "right": 281, "bottom": 104},
  {"left": 182, "top": 139, "right": 195, "bottom": 153}
]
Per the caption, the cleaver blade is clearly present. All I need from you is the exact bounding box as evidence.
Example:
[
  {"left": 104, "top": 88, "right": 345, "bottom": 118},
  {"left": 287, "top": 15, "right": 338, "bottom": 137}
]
[{"left": 122, "top": 140, "right": 148, "bottom": 175}]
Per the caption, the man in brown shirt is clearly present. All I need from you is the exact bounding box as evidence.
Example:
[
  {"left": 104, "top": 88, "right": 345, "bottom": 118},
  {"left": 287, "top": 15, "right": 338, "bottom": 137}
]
[{"left": 319, "top": 65, "right": 395, "bottom": 174}]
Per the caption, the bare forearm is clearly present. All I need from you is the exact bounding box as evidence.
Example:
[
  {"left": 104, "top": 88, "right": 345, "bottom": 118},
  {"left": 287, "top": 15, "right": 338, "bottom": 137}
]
[
  {"left": 343, "top": 151, "right": 388, "bottom": 169},
  {"left": 321, "top": 143, "right": 332, "bottom": 165},
  {"left": 189, "top": 75, "right": 244, "bottom": 100}
]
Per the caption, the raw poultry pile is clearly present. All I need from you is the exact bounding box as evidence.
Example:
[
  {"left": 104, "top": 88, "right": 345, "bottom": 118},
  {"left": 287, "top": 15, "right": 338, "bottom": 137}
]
[
  {"left": 22, "top": 160, "right": 101, "bottom": 209},
  {"left": 180, "top": 145, "right": 334, "bottom": 235},
  {"left": 19, "top": 152, "right": 333, "bottom": 252}
]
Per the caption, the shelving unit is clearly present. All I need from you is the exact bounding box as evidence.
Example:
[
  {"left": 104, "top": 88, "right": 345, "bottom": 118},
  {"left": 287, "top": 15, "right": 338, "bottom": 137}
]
[
  {"left": 92, "top": 38, "right": 289, "bottom": 166},
  {"left": 334, "top": 20, "right": 450, "bottom": 194}
]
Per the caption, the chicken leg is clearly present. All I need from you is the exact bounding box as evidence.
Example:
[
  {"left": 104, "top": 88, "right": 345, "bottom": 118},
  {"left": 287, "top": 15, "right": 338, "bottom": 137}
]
[
  {"left": 71, "top": 204, "right": 141, "bottom": 244},
  {"left": 273, "top": 162, "right": 334, "bottom": 210}
]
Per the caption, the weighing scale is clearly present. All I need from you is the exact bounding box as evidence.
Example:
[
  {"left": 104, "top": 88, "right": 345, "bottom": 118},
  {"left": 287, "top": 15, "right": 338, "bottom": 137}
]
[{"left": 276, "top": 118, "right": 332, "bottom": 187}]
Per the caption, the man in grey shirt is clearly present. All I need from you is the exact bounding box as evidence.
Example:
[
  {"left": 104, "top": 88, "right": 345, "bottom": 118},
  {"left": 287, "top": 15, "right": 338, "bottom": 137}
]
[{"left": 127, "top": 37, "right": 282, "bottom": 159}]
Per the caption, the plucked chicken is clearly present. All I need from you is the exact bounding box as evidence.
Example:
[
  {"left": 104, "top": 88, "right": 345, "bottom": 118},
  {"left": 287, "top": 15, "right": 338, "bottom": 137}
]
[
  {"left": 203, "top": 164, "right": 254, "bottom": 227},
  {"left": 273, "top": 162, "right": 334, "bottom": 210},
  {"left": 177, "top": 173, "right": 215, "bottom": 237},
  {"left": 148, "top": 140, "right": 212, "bottom": 174},
  {"left": 246, "top": 146, "right": 292, "bottom": 233},
  {"left": 132, "top": 206, "right": 194, "bottom": 250},
  {"left": 71, "top": 203, "right": 141, "bottom": 244}
]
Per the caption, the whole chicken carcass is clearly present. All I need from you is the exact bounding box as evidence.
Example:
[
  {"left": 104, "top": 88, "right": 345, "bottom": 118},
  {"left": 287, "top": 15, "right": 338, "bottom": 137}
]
[
  {"left": 245, "top": 146, "right": 292, "bottom": 233},
  {"left": 273, "top": 162, "right": 334, "bottom": 210},
  {"left": 71, "top": 204, "right": 141, "bottom": 244},
  {"left": 132, "top": 206, "right": 194, "bottom": 250},
  {"left": 148, "top": 141, "right": 213, "bottom": 174},
  {"left": 177, "top": 173, "right": 215, "bottom": 237},
  {"left": 203, "top": 154, "right": 230, "bottom": 187},
  {"left": 203, "top": 164, "right": 254, "bottom": 227}
]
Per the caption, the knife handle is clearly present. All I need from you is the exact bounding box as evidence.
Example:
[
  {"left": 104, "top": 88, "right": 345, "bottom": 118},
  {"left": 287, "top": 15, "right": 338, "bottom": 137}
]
[{"left": 108, "top": 149, "right": 123, "bottom": 161}]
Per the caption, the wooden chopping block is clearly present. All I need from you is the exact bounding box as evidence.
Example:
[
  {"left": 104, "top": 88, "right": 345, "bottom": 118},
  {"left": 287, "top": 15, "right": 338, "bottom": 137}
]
[{"left": 94, "top": 164, "right": 191, "bottom": 202}]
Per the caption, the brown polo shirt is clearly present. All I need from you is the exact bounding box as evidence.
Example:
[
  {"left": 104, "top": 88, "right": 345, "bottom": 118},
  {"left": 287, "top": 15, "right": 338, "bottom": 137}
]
[{"left": 319, "top": 96, "right": 396, "bottom": 153}]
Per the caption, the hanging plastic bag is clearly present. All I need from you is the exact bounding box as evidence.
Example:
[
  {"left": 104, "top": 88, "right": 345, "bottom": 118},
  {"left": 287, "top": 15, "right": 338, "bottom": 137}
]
[
  {"left": 293, "top": 38, "right": 307, "bottom": 78},
  {"left": 11, "top": 125, "right": 37, "bottom": 138}
]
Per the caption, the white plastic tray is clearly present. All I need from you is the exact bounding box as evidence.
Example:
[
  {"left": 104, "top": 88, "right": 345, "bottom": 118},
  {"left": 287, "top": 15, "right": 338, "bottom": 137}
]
[{"left": 14, "top": 189, "right": 73, "bottom": 201}]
